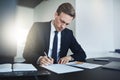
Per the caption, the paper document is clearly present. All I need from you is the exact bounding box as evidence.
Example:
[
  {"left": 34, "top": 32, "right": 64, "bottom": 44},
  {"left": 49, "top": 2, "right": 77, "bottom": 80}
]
[
  {"left": 67, "top": 62, "right": 102, "bottom": 69},
  {"left": 0, "top": 64, "right": 12, "bottom": 72},
  {"left": 43, "top": 64, "right": 83, "bottom": 74},
  {"left": 13, "top": 63, "right": 37, "bottom": 71},
  {"left": 0, "top": 63, "right": 37, "bottom": 72},
  {"left": 66, "top": 61, "right": 82, "bottom": 65}
]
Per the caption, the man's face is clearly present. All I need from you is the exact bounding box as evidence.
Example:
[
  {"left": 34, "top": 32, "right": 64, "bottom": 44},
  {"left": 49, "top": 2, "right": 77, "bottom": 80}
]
[{"left": 54, "top": 12, "right": 73, "bottom": 32}]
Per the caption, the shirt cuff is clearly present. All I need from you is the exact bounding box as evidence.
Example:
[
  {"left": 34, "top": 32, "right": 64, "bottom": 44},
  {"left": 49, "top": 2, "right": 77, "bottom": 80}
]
[{"left": 36, "top": 56, "right": 42, "bottom": 64}]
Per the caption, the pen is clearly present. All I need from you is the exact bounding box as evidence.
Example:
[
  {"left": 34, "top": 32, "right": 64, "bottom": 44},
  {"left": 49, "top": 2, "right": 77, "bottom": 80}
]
[
  {"left": 44, "top": 52, "right": 53, "bottom": 65},
  {"left": 44, "top": 52, "right": 53, "bottom": 61},
  {"left": 44, "top": 52, "right": 51, "bottom": 58},
  {"left": 44, "top": 52, "right": 48, "bottom": 57}
]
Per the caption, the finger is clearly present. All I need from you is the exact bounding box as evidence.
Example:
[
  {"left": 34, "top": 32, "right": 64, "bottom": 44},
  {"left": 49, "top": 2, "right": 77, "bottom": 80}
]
[
  {"left": 58, "top": 59, "right": 61, "bottom": 64},
  {"left": 49, "top": 58, "right": 54, "bottom": 64},
  {"left": 40, "top": 59, "right": 49, "bottom": 66},
  {"left": 63, "top": 60, "right": 69, "bottom": 64},
  {"left": 58, "top": 59, "right": 64, "bottom": 64},
  {"left": 40, "top": 57, "right": 51, "bottom": 65},
  {"left": 59, "top": 59, "right": 69, "bottom": 64},
  {"left": 61, "top": 59, "right": 66, "bottom": 64},
  {"left": 45, "top": 57, "right": 54, "bottom": 64}
]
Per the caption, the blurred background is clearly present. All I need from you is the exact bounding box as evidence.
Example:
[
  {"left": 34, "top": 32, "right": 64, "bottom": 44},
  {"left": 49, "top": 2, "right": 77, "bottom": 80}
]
[{"left": 0, "top": 0, "right": 120, "bottom": 63}]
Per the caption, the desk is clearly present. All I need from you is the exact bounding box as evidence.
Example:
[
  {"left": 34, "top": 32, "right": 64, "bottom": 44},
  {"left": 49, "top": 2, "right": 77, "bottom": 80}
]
[
  {"left": 0, "top": 57, "right": 120, "bottom": 80},
  {"left": 46, "top": 57, "right": 120, "bottom": 80}
]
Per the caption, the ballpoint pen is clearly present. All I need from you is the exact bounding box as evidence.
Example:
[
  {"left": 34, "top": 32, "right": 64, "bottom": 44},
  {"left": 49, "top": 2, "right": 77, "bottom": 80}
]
[
  {"left": 44, "top": 52, "right": 48, "bottom": 56},
  {"left": 44, "top": 52, "right": 53, "bottom": 62},
  {"left": 44, "top": 52, "right": 50, "bottom": 58}
]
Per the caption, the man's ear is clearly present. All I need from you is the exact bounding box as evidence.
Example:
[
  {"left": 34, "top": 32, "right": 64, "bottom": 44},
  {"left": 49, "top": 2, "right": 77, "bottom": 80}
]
[{"left": 54, "top": 12, "right": 58, "bottom": 18}]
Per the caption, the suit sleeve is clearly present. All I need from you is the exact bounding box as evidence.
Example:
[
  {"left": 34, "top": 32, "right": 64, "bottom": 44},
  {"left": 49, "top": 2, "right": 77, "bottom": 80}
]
[
  {"left": 23, "top": 23, "right": 43, "bottom": 64},
  {"left": 69, "top": 31, "right": 86, "bottom": 62}
]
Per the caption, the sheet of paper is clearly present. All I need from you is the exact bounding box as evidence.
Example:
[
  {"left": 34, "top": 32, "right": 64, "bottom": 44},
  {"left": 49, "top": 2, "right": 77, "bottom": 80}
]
[
  {"left": 66, "top": 61, "right": 83, "bottom": 65},
  {"left": 69, "top": 62, "right": 102, "bottom": 69},
  {"left": 43, "top": 64, "right": 83, "bottom": 74},
  {"left": 0, "top": 64, "right": 12, "bottom": 72},
  {"left": 66, "top": 61, "right": 77, "bottom": 65},
  {"left": 13, "top": 63, "right": 37, "bottom": 71}
]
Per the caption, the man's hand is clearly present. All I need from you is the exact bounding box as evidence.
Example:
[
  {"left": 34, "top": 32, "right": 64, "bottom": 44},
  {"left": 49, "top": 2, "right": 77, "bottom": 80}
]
[
  {"left": 58, "top": 56, "right": 73, "bottom": 64},
  {"left": 38, "top": 56, "right": 54, "bottom": 66}
]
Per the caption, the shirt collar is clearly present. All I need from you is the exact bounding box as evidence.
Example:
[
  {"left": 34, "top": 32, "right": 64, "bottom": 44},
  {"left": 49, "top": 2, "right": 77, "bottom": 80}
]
[{"left": 51, "top": 21, "right": 56, "bottom": 32}]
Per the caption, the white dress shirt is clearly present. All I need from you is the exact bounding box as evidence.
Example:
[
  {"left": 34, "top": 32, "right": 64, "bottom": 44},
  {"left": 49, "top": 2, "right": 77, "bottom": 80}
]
[{"left": 48, "top": 21, "right": 61, "bottom": 61}]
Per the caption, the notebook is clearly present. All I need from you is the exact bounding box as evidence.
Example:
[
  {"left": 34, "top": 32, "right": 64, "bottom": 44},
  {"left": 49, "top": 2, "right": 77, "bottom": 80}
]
[
  {"left": 0, "top": 63, "right": 51, "bottom": 76},
  {"left": 102, "top": 61, "right": 120, "bottom": 71},
  {"left": 0, "top": 63, "right": 37, "bottom": 72}
]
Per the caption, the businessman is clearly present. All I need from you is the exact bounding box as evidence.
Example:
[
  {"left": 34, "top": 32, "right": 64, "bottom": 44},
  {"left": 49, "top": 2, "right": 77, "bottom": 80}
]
[{"left": 23, "top": 3, "right": 86, "bottom": 66}]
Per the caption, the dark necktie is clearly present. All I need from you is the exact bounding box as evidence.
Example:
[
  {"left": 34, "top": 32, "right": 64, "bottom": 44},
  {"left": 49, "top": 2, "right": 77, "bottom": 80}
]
[{"left": 52, "top": 31, "right": 58, "bottom": 63}]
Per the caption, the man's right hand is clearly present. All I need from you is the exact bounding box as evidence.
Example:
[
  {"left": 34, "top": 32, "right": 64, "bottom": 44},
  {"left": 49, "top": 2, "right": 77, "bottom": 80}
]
[{"left": 38, "top": 56, "right": 54, "bottom": 66}]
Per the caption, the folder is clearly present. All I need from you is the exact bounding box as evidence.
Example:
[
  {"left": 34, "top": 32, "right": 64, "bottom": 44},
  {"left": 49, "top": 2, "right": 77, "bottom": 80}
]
[{"left": 102, "top": 61, "right": 120, "bottom": 71}]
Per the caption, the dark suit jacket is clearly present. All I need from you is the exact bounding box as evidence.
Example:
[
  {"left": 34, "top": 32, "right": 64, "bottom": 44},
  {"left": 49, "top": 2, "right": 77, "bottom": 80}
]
[{"left": 23, "top": 21, "right": 86, "bottom": 64}]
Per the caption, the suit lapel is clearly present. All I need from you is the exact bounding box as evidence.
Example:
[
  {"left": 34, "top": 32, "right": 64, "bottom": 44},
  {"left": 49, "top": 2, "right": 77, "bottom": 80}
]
[{"left": 59, "top": 30, "right": 66, "bottom": 58}]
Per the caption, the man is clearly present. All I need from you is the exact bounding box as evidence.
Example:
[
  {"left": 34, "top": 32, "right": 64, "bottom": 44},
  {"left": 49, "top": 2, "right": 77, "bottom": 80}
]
[{"left": 23, "top": 3, "right": 86, "bottom": 66}]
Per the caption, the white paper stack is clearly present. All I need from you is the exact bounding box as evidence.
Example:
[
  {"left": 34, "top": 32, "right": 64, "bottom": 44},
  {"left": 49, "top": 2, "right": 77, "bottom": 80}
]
[
  {"left": 13, "top": 63, "right": 37, "bottom": 71},
  {"left": 0, "top": 64, "right": 12, "bottom": 72},
  {"left": 0, "top": 63, "right": 37, "bottom": 72},
  {"left": 67, "top": 62, "right": 102, "bottom": 69}
]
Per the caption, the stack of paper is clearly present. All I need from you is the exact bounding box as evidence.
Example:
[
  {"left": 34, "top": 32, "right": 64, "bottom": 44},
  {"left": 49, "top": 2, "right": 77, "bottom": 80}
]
[
  {"left": 42, "top": 64, "right": 83, "bottom": 74},
  {"left": 0, "top": 63, "right": 37, "bottom": 72},
  {"left": 67, "top": 62, "right": 102, "bottom": 69},
  {"left": 0, "top": 64, "right": 12, "bottom": 72},
  {"left": 13, "top": 63, "right": 37, "bottom": 71}
]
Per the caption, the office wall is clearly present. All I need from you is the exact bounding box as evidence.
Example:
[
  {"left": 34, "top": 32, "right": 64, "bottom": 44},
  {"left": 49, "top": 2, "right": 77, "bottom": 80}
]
[
  {"left": 75, "top": 0, "right": 116, "bottom": 58},
  {"left": 113, "top": 0, "right": 120, "bottom": 49}
]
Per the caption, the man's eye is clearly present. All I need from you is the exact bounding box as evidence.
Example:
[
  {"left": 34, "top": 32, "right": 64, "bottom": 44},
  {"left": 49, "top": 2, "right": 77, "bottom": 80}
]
[
  {"left": 66, "top": 23, "right": 69, "bottom": 25},
  {"left": 61, "top": 20, "right": 64, "bottom": 23},
  {"left": 60, "top": 19, "right": 69, "bottom": 25}
]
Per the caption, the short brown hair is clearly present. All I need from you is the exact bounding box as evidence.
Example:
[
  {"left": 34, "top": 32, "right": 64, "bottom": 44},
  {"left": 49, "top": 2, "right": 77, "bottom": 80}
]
[{"left": 56, "top": 3, "right": 75, "bottom": 19}]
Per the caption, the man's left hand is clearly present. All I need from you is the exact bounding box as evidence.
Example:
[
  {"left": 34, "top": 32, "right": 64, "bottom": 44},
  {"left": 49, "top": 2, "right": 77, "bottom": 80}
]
[{"left": 58, "top": 56, "right": 73, "bottom": 64}]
